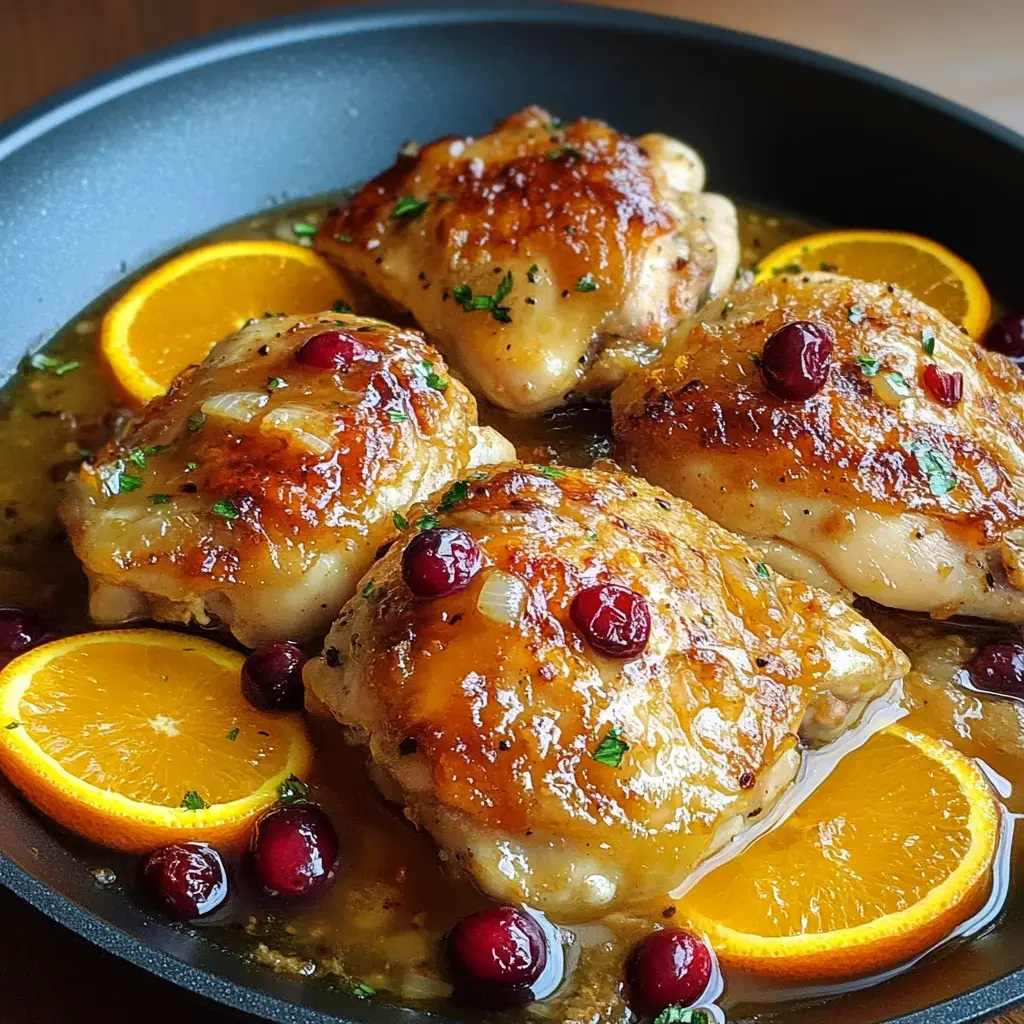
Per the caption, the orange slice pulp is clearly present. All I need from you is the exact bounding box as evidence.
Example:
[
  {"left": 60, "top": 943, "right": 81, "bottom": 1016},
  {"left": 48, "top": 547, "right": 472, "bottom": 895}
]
[
  {"left": 101, "top": 239, "right": 352, "bottom": 406},
  {"left": 0, "top": 629, "right": 313, "bottom": 852},
  {"left": 678, "top": 725, "right": 1001, "bottom": 981}
]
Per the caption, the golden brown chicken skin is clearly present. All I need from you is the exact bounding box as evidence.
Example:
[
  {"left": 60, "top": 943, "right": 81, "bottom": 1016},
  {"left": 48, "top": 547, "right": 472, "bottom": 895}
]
[
  {"left": 316, "top": 107, "right": 738, "bottom": 415},
  {"left": 613, "top": 273, "right": 1024, "bottom": 620},
  {"left": 306, "top": 465, "right": 906, "bottom": 917},
  {"left": 59, "top": 313, "right": 512, "bottom": 647}
]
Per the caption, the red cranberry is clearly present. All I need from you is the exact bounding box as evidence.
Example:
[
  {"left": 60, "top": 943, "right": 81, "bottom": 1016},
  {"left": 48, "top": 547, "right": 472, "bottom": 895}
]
[
  {"left": 249, "top": 802, "right": 339, "bottom": 897},
  {"left": 0, "top": 607, "right": 47, "bottom": 663},
  {"left": 241, "top": 642, "right": 306, "bottom": 711},
  {"left": 570, "top": 584, "right": 650, "bottom": 658},
  {"left": 624, "top": 928, "right": 713, "bottom": 1018},
  {"left": 295, "top": 331, "right": 369, "bottom": 370},
  {"left": 967, "top": 641, "right": 1024, "bottom": 698},
  {"left": 401, "top": 527, "right": 482, "bottom": 598},
  {"left": 448, "top": 906, "right": 548, "bottom": 1006},
  {"left": 922, "top": 364, "right": 964, "bottom": 407},
  {"left": 139, "top": 842, "right": 228, "bottom": 920},
  {"left": 760, "top": 321, "right": 834, "bottom": 400},
  {"left": 981, "top": 313, "right": 1024, "bottom": 358}
]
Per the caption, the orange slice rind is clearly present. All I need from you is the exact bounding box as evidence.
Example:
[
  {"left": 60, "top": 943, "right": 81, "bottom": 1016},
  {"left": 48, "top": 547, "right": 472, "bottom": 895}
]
[
  {"left": 678, "top": 725, "right": 1000, "bottom": 981},
  {"left": 101, "top": 239, "right": 352, "bottom": 406},
  {"left": 754, "top": 229, "right": 991, "bottom": 337},
  {"left": 0, "top": 629, "right": 313, "bottom": 852}
]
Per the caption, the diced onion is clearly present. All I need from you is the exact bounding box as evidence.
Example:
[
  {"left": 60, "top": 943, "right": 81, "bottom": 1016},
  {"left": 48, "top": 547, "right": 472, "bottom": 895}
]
[
  {"left": 200, "top": 391, "right": 268, "bottom": 424},
  {"left": 260, "top": 405, "right": 335, "bottom": 456},
  {"left": 476, "top": 569, "right": 526, "bottom": 626}
]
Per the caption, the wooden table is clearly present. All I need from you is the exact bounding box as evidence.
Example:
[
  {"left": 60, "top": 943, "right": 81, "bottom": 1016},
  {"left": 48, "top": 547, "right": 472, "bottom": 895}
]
[{"left": 0, "top": 1, "right": 1021, "bottom": 1022}]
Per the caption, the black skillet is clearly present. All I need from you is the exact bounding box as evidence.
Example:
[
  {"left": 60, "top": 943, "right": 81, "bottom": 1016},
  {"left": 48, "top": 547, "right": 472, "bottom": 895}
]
[{"left": 1, "top": 3, "right": 1023, "bottom": 1022}]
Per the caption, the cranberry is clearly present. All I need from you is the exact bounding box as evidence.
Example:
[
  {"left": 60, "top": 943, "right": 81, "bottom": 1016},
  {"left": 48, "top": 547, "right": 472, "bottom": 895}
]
[
  {"left": 241, "top": 642, "right": 306, "bottom": 710},
  {"left": 570, "top": 584, "right": 650, "bottom": 658},
  {"left": 448, "top": 906, "right": 548, "bottom": 1006},
  {"left": 0, "top": 607, "right": 47, "bottom": 663},
  {"left": 922, "top": 364, "right": 964, "bottom": 407},
  {"left": 249, "top": 802, "right": 339, "bottom": 897},
  {"left": 967, "top": 641, "right": 1024, "bottom": 698},
  {"left": 981, "top": 313, "right": 1024, "bottom": 358},
  {"left": 139, "top": 842, "right": 228, "bottom": 920},
  {"left": 760, "top": 320, "right": 834, "bottom": 400},
  {"left": 401, "top": 527, "right": 482, "bottom": 598},
  {"left": 624, "top": 928, "right": 713, "bottom": 1018},
  {"left": 295, "top": 331, "right": 368, "bottom": 370}
]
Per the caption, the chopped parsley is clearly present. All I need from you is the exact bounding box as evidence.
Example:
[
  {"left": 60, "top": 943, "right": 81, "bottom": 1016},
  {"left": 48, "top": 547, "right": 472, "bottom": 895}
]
[
  {"left": 771, "top": 262, "right": 802, "bottom": 276},
  {"left": 653, "top": 1008, "right": 710, "bottom": 1024},
  {"left": 755, "top": 561, "right": 771, "bottom": 579},
  {"left": 149, "top": 493, "right": 171, "bottom": 505},
  {"left": 117, "top": 472, "right": 143, "bottom": 493},
  {"left": 393, "top": 511, "right": 409, "bottom": 530},
  {"left": 701, "top": 611, "right": 715, "bottom": 628},
  {"left": 436, "top": 193, "right": 455, "bottom": 202},
  {"left": 211, "top": 498, "right": 240, "bottom": 520},
  {"left": 180, "top": 790, "right": 207, "bottom": 811},
  {"left": 847, "top": 304, "right": 866, "bottom": 324},
  {"left": 186, "top": 461, "right": 198, "bottom": 472},
  {"left": 387, "top": 410, "right": 408, "bottom": 423},
  {"left": 921, "top": 327, "right": 937, "bottom": 356},
  {"left": 4, "top": 721, "right": 19, "bottom": 730},
  {"left": 548, "top": 144, "right": 582, "bottom": 161},
  {"left": 819, "top": 261, "right": 839, "bottom": 273},
  {"left": 586, "top": 531, "right": 598, "bottom": 542},
  {"left": 335, "top": 234, "right": 354, "bottom": 244},
  {"left": 527, "top": 263, "right": 540, "bottom": 284},
  {"left": 391, "top": 195, "right": 430, "bottom": 220},
  {"left": 127, "top": 443, "right": 171, "bottom": 469},
  {"left": 277, "top": 775, "right": 309, "bottom": 804},
  {"left": 575, "top": 274, "right": 598, "bottom": 293},
  {"left": 266, "top": 376, "right": 287, "bottom": 391},
  {"left": 884, "top": 370, "right": 912, "bottom": 398},
  {"left": 186, "top": 411, "right": 206, "bottom": 434},
  {"left": 854, "top": 354, "right": 881, "bottom": 377},
  {"left": 29, "top": 352, "right": 81, "bottom": 376},
  {"left": 332, "top": 299, "right": 353, "bottom": 314},
  {"left": 453, "top": 271, "right": 514, "bottom": 324},
  {"left": 292, "top": 221, "right": 317, "bottom": 237},
  {"left": 418, "top": 359, "right": 449, "bottom": 392},
  {"left": 226, "top": 727, "right": 239, "bottom": 742},
  {"left": 439, "top": 480, "right": 470, "bottom": 511},
  {"left": 539, "top": 465, "right": 566, "bottom": 480},
  {"left": 361, "top": 581, "right": 374, "bottom": 598},
  {"left": 416, "top": 514, "right": 440, "bottom": 531},
  {"left": 348, "top": 981, "right": 376, "bottom": 1000},
  {"left": 903, "top": 439, "right": 957, "bottom": 496},
  {"left": 592, "top": 726, "right": 629, "bottom": 768}
]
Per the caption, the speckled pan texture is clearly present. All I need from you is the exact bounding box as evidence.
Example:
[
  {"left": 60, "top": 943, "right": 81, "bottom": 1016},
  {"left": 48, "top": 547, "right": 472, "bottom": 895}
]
[{"left": 1, "top": 3, "right": 1024, "bottom": 1022}]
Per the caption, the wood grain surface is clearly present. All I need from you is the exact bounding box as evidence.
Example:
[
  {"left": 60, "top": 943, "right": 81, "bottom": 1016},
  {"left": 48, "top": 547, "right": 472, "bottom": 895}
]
[{"left": 0, "top": 1, "right": 1021, "bottom": 1022}]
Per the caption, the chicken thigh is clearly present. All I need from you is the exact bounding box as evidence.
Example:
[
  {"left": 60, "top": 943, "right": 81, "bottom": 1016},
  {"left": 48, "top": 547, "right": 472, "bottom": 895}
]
[
  {"left": 316, "top": 107, "right": 739, "bottom": 415},
  {"left": 306, "top": 465, "right": 906, "bottom": 917},
  {"left": 59, "top": 313, "right": 513, "bottom": 647},
  {"left": 613, "top": 273, "right": 1024, "bottom": 621}
]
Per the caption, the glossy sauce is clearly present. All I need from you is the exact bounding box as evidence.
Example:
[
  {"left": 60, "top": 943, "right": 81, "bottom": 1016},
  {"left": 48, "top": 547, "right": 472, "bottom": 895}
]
[{"left": 2, "top": 199, "right": 1022, "bottom": 1023}]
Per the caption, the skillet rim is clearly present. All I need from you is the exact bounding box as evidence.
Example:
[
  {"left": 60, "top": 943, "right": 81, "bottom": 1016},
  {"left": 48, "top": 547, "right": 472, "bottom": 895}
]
[{"left": 0, "top": 3, "right": 1022, "bottom": 1022}]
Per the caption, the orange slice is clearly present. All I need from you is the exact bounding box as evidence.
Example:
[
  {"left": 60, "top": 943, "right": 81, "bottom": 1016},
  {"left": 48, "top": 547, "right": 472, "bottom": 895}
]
[
  {"left": 679, "top": 725, "right": 1000, "bottom": 980},
  {"left": 0, "top": 630, "right": 313, "bottom": 852},
  {"left": 102, "top": 240, "right": 352, "bottom": 405},
  {"left": 755, "top": 229, "right": 991, "bottom": 337}
]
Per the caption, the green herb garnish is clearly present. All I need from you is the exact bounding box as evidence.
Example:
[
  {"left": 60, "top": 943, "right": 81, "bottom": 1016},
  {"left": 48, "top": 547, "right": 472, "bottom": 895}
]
[
  {"left": 653, "top": 1007, "right": 711, "bottom": 1024},
  {"left": 548, "top": 145, "right": 582, "bottom": 161},
  {"left": 127, "top": 443, "right": 171, "bottom": 470},
  {"left": 452, "top": 271, "right": 514, "bottom": 324},
  {"left": 701, "top": 612, "right": 715, "bottom": 628},
  {"left": 361, "top": 581, "right": 374, "bottom": 598},
  {"left": 755, "top": 561, "right": 771, "bottom": 579},
  {"left": 186, "top": 412, "right": 206, "bottom": 434},
  {"left": 348, "top": 982, "right": 376, "bottom": 1000},
  {"left": 392, "top": 195, "right": 430, "bottom": 220},
  {"left": 539, "top": 466, "right": 566, "bottom": 480},
  {"left": 439, "top": 480, "right": 470, "bottom": 511},
  {"left": 266, "top": 376, "right": 287, "bottom": 391},
  {"left": 118, "top": 473, "right": 143, "bottom": 493},
  {"left": 393, "top": 511, "right": 409, "bottom": 530},
  {"left": 180, "top": 790, "right": 207, "bottom": 811},
  {"left": 527, "top": 263, "right": 540, "bottom": 284},
  {"left": 292, "top": 221, "right": 317, "bottom": 237},
  {"left": 819, "top": 261, "right": 839, "bottom": 272},
  {"left": 333, "top": 299, "right": 353, "bottom": 314},
  {"left": 416, "top": 514, "right": 439, "bottom": 531},
  {"left": 922, "top": 327, "right": 937, "bottom": 356},
  {"left": 149, "top": 494, "right": 171, "bottom": 505},
  {"left": 419, "top": 359, "right": 449, "bottom": 392},
  {"left": 575, "top": 274, "right": 598, "bottom": 293},
  {"left": 848, "top": 304, "right": 866, "bottom": 324},
  {"left": 854, "top": 354, "right": 881, "bottom": 377},
  {"left": 387, "top": 410, "right": 408, "bottom": 423},
  {"left": 4, "top": 721, "right": 19, "bottom": 730},
  {"left": 30, "top": 352, "right": 81, "bottom": 376},
  {"left": 211, "top": 498, "right": 240, "bottom": 520},
  {"left": 884, "top": 370, "right": 912, "bottom": 397},
  {"left": 277, "top": 775, "right": 308, "bottom": 803},
  {"left": 592, "top": 726, "right": 629, "bottom": 768},
  {"left": 903, "top": 438, "right": 957, "bottom": 496},
  {"left": 226, "top": 728, "right": 239, "bottom": 742},
  {"left": 335, "top": 234, "right": 354, "bottom": 244},
  {"left": 771, "top": 262, "right": 802, "bottom": 276}
]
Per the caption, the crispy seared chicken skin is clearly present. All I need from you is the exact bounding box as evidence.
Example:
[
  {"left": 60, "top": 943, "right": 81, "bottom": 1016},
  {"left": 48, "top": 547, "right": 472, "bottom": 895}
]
[
  {"left": 316, "top": 107, "right": 739, "bottom": 415},
  {"left": 613, "top": 273, "right": 1024, "bottom": 621},
  {"left": 59, "top": 314, "right": 513, "bottom": 647},
  {"left": 307, "top": 465, "right": 906, "bottom": 916}
]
